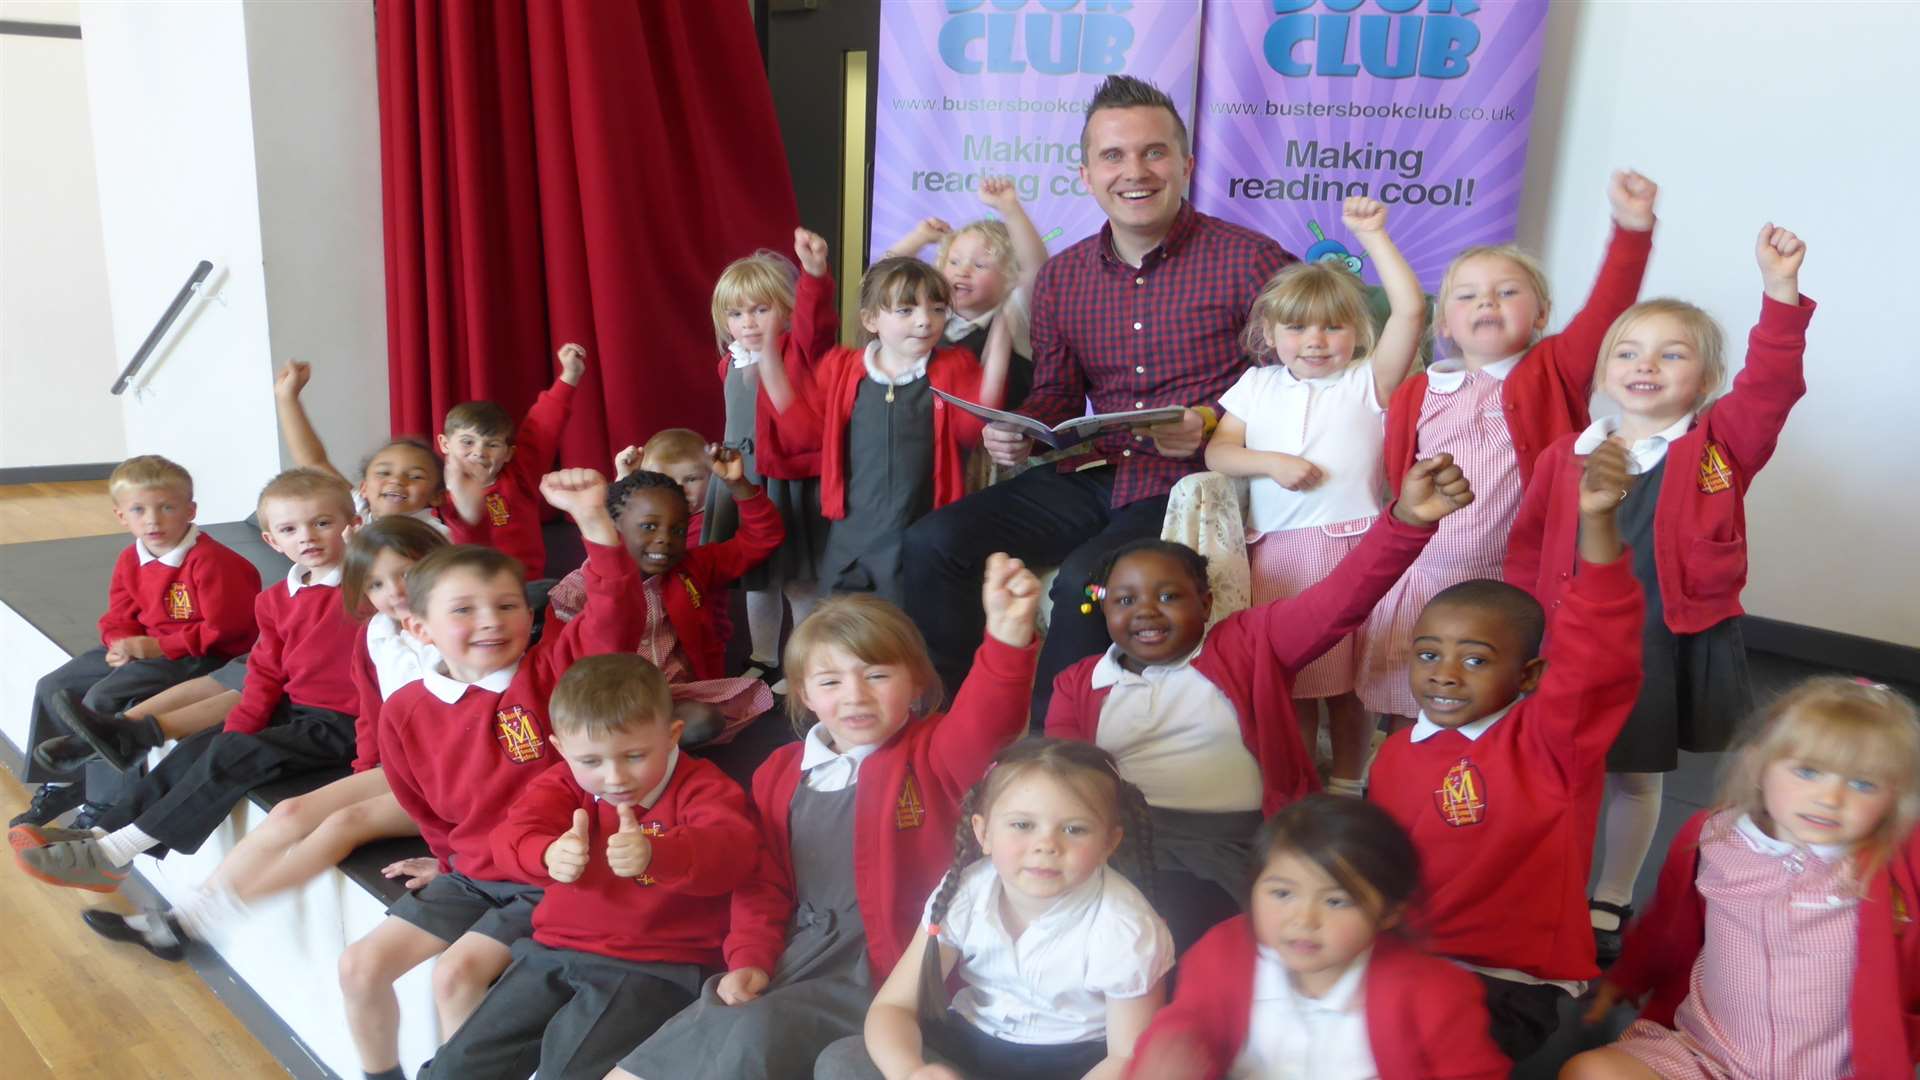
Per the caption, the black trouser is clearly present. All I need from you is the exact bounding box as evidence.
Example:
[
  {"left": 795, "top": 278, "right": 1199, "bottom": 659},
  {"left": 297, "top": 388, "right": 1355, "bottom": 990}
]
[
  {"left": 424, "top": 938, "right": 705, "bottom": 1080},
  {"left": 24, "top": 648, "right": 226, "bottom": 784},
  {"left": 1475, "top": 973, "right": 1566, "bottom": 1065},
  {"left": 902, "top": 465, "right": 1169, "bottom": 722},
  {"left": 94, "top": 701, "right": 355, "bottom": 854}
]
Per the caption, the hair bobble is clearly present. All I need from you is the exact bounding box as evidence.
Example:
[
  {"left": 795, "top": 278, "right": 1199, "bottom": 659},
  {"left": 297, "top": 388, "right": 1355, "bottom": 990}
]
[
  {"left": 1854, "top": 677, "right": 1892, "bottom": 691},
  {"left": 1079, "top": 584, "right": 1107, "bottom": 615}
]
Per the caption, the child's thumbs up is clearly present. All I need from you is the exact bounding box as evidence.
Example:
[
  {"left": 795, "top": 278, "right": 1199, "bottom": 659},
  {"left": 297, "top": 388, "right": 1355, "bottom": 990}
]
[
  {"left": 543, "top": 808, "right": 591, "bottom": 883},
  {"left": 606, "top": 801, "right": 653, "bottom": 879}
]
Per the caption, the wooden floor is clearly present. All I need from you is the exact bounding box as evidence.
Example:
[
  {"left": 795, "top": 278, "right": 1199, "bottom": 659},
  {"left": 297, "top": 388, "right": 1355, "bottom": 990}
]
[{"left": 0, "top": 481, "right": 286, "bottom": 1077}]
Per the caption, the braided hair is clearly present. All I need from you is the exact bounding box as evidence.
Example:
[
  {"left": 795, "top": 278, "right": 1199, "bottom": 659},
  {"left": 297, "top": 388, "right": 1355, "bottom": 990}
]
[
  {"left": 916, "top": 737, "right": 1156, "bottom": 1022},
  {"left": 605, "top": 469, "right": 688, "bottom": 520}
]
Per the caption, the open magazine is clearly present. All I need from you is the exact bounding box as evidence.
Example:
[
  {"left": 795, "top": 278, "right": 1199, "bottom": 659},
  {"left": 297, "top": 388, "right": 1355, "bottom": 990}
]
[{"left": 931, "top": 388, "right": 1187, "bottom": 450}]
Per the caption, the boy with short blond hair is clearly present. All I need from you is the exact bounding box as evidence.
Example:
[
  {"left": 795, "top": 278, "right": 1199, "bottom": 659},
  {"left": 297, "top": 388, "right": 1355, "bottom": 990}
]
[
  {"left": 14, "top": 455, "right": 260, "bottom": 829},
  {"left": 14, "top": 468, "right": 363, "bottom": 892},
  {"left": 420, "top": 652, "right": 759, "bottom": 1079}
]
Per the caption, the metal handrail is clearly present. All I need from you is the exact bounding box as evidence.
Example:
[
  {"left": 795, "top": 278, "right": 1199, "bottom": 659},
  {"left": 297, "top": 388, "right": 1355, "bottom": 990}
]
[{"left": 110, "top": 260, "right": 214, "bottom": 395}]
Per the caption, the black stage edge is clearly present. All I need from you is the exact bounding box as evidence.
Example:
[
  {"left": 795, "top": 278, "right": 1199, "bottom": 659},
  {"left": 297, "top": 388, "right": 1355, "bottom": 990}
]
[
  {"left": 0, "top": 462, "right": 117, "bottom": 484},
  {"left": 1742, "top": 614, "right": 1920, "bottom": 689}
]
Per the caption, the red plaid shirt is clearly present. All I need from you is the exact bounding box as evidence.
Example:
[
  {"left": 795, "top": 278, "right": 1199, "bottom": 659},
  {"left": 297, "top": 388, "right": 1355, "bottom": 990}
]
[{"left": 1025, "top": 201, "right": 1295, "bottom": 508}]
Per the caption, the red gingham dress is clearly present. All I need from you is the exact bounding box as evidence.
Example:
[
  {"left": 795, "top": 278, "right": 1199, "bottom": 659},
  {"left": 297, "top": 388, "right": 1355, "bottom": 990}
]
[
  {"left": 1356, "top": 371, "right": 1524, "bottom": 716},
  {"left": 1615, "top": 813, "right": 1859, "bottom": 1079}
]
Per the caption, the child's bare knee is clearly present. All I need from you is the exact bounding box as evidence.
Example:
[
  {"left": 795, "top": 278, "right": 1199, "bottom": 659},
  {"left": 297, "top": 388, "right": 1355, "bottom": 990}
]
[
  {"left": 1558, "top": 1049, "right": 1639, "bottom": 1080},
  {"left": 429, "top": 943, "right": 504, "bottom": 1000},
  {"left": 338, "top": 938, "right": 388, "bottom": 997},
  {"left": 265, "top": 795, "right": 321, "bottom": 834}
]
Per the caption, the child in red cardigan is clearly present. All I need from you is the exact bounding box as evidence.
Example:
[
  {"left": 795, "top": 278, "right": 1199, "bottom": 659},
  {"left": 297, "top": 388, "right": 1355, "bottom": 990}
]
[
  {"left": 420, "top": 654, "right": 760, "bottom": 1080},
  {"left": 776, "top": 255, "right": 1012, "bottom": 606},
  {"left": 16, "top": 454, "right": 259, "bottom": 829},
  {"left": 1366, "top": 439, "right": 1645, "bottom": 1064},
  {"left": 550, "top": 448, "right": 784, "bottom": 746},
  {"left": 1358, "top": 170, "right": 1658, "bottom": 728},
  {"left": 441, "top": 342, "right": 585, "bottom": 577},
  {"left": 1564, "top": 678, "right": 1920, "bottom": 1080},
  {"left": 610, "top": 554, "right": 1041, "bottom": 1080},
  {"left": 1506, "top": 226, "right": 1814, "bottom": 964},
  {"left": 1046, "top": 454, "right": 1473, "bottom": 951},
  {"left": 1128, "top": 795, "right": 1508, "bottom": 1080}
]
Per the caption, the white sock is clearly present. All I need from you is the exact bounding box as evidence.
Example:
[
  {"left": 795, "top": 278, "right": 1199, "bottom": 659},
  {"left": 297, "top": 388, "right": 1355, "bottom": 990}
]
[
  {"left": 1592, "top": 771, "right": 1664, "bottom": 928},
  {"left": 169, "top": 887, "right": 245, "bottom": 940},
  {"left": 123, "top": 910, "right": 182, "bottom": 947},
  {"left": 783, "top": 580, "right": 821, "bottom": 626},
  {"left": 744, "top": 589, "right": 784, "bottom": 667},
  {"left": 1325, "top": 777, "right": 1366, "bottom": 798},
  {"left": 96, "top": 823, "right": 159, "bottom": 867}
]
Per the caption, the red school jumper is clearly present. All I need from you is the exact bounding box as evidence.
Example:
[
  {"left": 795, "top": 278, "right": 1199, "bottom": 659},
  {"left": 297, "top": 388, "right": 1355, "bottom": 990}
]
[
  {"left": 377, "top": 542, "right": 642, "bottom": 881},
  {"left": 804, "top": 344, "right": 989, "bottom": 519},
  {"left": 718, "top": 269, "right": 839, "bottom": 481},
  {"left": 1127, "top": 915, "right": 1509, "bottom": 1080},
  {"left": 1046, "top": 512, "right": 1437, "bottom": 814},
  {"left": 1382, "top": 224, "right": 1653, "bottom": 496},
  {"left": 444, "top": 376, "right": 574, "bottom": 576},
  {"left": 725, "top": 634, "right": 1038, "bottom": 982},
  {"left": 492, "top": 753, "right": 759, "bottom": 965},
  {"left": 99, "top": 532, "right": 261, "bottom": 659},
  {"left": 1504, "top": 295, "right": 1816, "bottom": 632},
  {"left": 223, "top": 576, "right": 362, "bottom": 735},
  {"left": 1607, "top": 811, "right": 1920, "bottom": 1079},
  {"left": 1367, "top": 555, "right": 1645, "bottom": 982}
]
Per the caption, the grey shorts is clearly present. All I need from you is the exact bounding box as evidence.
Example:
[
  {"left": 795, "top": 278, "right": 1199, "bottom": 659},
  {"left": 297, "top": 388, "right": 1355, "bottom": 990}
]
[
  {"left": 389, "top": 870, "right": 542, "bottom": 946},
  {"left": 209, "top": 655, "right": 250, "bottom": 692}
]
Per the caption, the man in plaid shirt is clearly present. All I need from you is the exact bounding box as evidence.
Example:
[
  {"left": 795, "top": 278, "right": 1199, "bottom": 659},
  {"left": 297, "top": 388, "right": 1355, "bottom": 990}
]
[{"left": 904, "top": 75, "right": 1296, "bottom": 719}]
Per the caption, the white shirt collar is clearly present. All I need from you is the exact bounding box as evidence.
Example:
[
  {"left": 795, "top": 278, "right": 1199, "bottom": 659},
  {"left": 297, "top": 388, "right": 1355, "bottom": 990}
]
[
  {"left": 943, "top": 304, "right": 997, "bottom": 342},
  {"left": 1572, "top": 413, "right": 1696, "bottom": 475},
  {"left": 421, "top": 658, "right": 520, "bottom": 703},
  {"left": 862, "top": 340, "right": 929, "bottom": 386},
  {"left": 727, "top": 341, "right": 761, "bottom": 369},
  {"left": 1735, "top": 812, "right": 1849, "bottom": 863},
  {"left": 284, "top": 561, "right": 345, "bottom": 596},
  {"left": 137, "top": 525, "right": 200, "bottom": 567},
  {"left": 799, "top": 723, "right": 883, "bottom": 790},
  {"left": 1089, "top": 642, "right": 1204, "bottom": 690},
  {"left": 1426, "top": 352, "right": 1522, "bottom": 394},
  {"left": 981, "top": 860, "right": 1108, "bottom": 935},
  {"left": 1253, "top": 943, "right": 1369, "bottom": 1013},
  {"left": 1409, "top": 700, "right": 1518, "bottom": 743}
]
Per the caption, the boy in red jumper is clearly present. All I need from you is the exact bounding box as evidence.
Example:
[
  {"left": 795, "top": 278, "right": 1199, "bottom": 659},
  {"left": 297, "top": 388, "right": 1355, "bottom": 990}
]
[
  {"left": 16, "top": 469, "right": 360, "bottom": 892},
  {"left": 440, "top": 342, "right": 586, "bottom": 577},
  {"left": 1366, "top": 438, "right": 1646, "bottom": 1064},
  {"left": 337, "top": 468, "right": 641, "bottom": 1080},
  {"left": 421, "top": 653, "right": 759, "bottom": 1079},
  {"left": 16, "top": 455, "right": 261, "bottom": 828}
]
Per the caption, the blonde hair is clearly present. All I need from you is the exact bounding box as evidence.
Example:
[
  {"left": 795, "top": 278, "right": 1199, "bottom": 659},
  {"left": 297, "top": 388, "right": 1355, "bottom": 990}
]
[
  {"left": 710, "top": 251, "right": 798, "bottom": 352},
  {"left": 110, "top": 455, "right": 193, "bottom": 500},
  {"left": 857, "top": 257, "right": 952, "bottom": 347},
  {"left": 1714, "top": 677, "right": 1920, "bottom": 883},
  {"left": 935, "top": 219, "right": 1019, "bottom": 286},
  {"left": 1435, "top": 245, "right": 1552, "bottom": 352},
  {"left": 1598, "top": 299, "right": 1728, "bottom": 411},
  {"left": 783, "top": 594, "right": 941, "bottom": 731},
  {"left": 641, "top": 428, "right": 707, "bottom": 470},
  {"left": 549, "top": 654, "right": 673, "bottom": 738},
  {"left": 256, "top": 467, "right": 355, "bottom": 524},
  {"left": 1241, "top": 263, "right": 1378, "bottom": 366}
]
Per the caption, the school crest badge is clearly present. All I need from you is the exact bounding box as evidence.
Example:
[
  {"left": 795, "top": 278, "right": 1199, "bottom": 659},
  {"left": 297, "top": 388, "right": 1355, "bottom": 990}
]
[
  {"left": 1697, "top": 442, "right": 1734, "bottom": 495},
  {"left": 495, "top": 705, "right": 544, "bottom": 763},
  {"left": 1434, "top": 758, "right": 1487, "bottom": 827},
  {"left": 165, "top": 582, "right": 193, "bottom": 621},
  {"left": 485, "top": 492, "right": 512, "bottom": 526},
  {"left": 679, "top": 574, "right": 702, "bottom": 610},
  {"left": 895, "top": 771, "right": 926, "bottom": 831}
]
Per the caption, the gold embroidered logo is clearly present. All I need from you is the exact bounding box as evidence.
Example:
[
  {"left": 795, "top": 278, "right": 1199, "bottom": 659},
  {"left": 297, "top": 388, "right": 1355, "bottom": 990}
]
[
  {"left": 632, "top": 822, "right": 666, "bottom": 884},
  {"left": 895, "top": 771, "right": 926, "bottom": 830},
  {"left": 1434, "top": 759, "right": 1487, "bottom": 827},
  {"left": 495, "top": 705, "right": 543, "bottom": 763},
  {"left": 165, "top": 582, "right": 193, "bottom": 621},
  {"left": 485, "top": 492, "right": 512, "bottom": 526},
  {"left": 1697, "top": 442, "right": 1734, "bottom": 495},
  {"left": 680, "top": 574, "right": 702, "bottom": 610}
]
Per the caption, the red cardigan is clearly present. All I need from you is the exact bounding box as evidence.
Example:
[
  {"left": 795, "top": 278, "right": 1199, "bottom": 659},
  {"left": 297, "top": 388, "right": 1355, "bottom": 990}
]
[
  {"left": 715, "top": 270, "right": 838, "bottom": 480},
  {"left": 444, "top": 377, "right": 573, "bottom": 576},
  {"left": 550, "top": 488, "right": 784, "bottom": 680},
  {"left": 492, "top": 753, "right": 759, "bottom": 966},
  {"left": 799, "top": 344, "right": 988, "bottom": 520},
  {"left": 1505, "top": 295, "right": 1815, "bottom": 634},
  {"left": 724, "top": 634, "right": 1038, "bottom": 982},
  {"left": 1128, "top": 916, "right": 1509, "bottom": 1080},
  {"left": 1383, "top": 224, "right": 1653, "bottom": 494},
  {"left": 98, "top": 533, "right": 261, "bottom": 659},
  {"left": 224, "top": 579, "right": 362, "bottom": 735},
  {"left": 1045, "top": 511, "right": 1436, "bottom": 814},
  {"left": 1608, "top": 811, "right": 1920, "bottom": 1079}
]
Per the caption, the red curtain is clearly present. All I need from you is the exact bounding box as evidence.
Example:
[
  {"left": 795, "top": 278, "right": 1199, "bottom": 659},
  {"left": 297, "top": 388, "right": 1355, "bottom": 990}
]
[{"left": 377, "top": 0, "right": 799, "bottom": 467}]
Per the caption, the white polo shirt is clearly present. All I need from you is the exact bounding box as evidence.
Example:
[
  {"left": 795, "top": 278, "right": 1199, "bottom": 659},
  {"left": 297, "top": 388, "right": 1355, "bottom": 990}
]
[
  {"left": 1229, "top": 946, "right": 1376, "bottom": 1080},
  {"left": 1091, "top": 645, "right": 1262, "bottom": 813},
  {"left": 1219, "top": 359, "right": 1387, "bottom": 533}
]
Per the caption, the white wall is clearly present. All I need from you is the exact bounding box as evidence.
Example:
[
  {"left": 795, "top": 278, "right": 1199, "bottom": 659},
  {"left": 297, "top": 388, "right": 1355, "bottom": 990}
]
[
  {"left": 0, "top": 0, "right": 126, "bottom": 469},
  {"left": 1516, "top": 1, "right": 1920, "bottom": 648}
]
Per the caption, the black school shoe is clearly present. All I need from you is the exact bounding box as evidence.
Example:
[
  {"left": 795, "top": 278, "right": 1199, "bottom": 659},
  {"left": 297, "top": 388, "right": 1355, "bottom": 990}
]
[
  {"left": 81, "top": 909, "right": 186, "bottom": 962},
  {"left": 51, "top": 691, "right": 165, "bottom": 772},
  {"left": 8, "top": 781, "right": 86, "bottom": 829},
  {"left": 31, "top": 735, "right": 97, "bottom": 777},
  {"left": 1590, "top": 900, "right": 1633, "bottom": 968}
]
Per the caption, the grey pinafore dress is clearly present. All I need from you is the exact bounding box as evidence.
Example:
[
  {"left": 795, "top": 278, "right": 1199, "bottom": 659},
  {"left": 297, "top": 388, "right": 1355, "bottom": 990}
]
[{"left": 705, "top": 362, "right": 829, "bottom": 591}]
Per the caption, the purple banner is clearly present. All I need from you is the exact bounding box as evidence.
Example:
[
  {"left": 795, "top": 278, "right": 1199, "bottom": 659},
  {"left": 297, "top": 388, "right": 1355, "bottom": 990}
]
[
  {"left": 870, "top": 1, "right": 1204, "bottom": 263},
  {"left": 1192, "top": 0, "right": 1550, "bottom": 286}
]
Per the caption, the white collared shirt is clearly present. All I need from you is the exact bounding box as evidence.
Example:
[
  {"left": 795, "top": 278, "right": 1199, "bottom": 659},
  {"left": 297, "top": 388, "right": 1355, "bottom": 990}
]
[
  {"left": 1230, "top": 946, "right": 1376, "bottom": 1080},
  {"left": 1220, "top": 359, "right": 1388, "bottom": 533},
  {"left": 728, "top": 341, "right": 761, "bottom": 370},
  {"left": 929, "top": 860, "right": 1174, "bottom": 1045},
  {"left": 862, "top": 340, "right": 930, "bottom": 387},
  {"left": 421, "top": 660, "right": 518, "bottom": 704},
  {"left": 943, "top": 285, "right": 1033, "bottom": 357},
  {"left": 1407, "top": 701, "right": 1517, "bottom": 744},
  {"left": 1426, "top": 352, "right": 1522, "bottom": 394},
  {"left": 1092, "top": 644, "right": 1262, "bottom": 813},
  {"left": 284, "top": 562, "right": 345, "bottom": 596},
  {"left": 1572, "top": 413, "right": 1696, "bottom": 475},
  {"left": 1734, "top": 812, "right": 1849, "bottom": 864},
  {"left": 364, "top": 613, "right": 441, "bottom": 701},
  {"left": 137, "top": 525, "right": 200, "bottom": 567},
  {"left": 352, "top": 491, "right": 452, "bottom": 537},
  {"left": 798, "top": 724, "right": 882, "bottom": 792}
]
